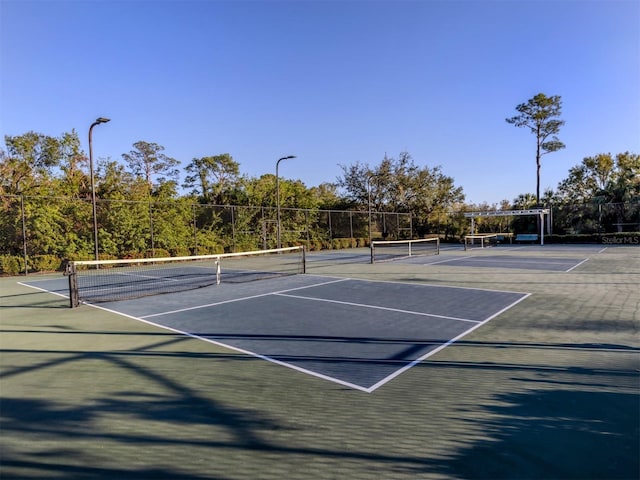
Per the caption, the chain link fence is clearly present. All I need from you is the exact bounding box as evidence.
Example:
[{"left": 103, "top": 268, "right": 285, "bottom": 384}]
[
  {"left": 3, "top": 194, "right": 637, "bottom": 275},
  {"left": 0, "top": 195, "right": 412, "bottom": 274},
  {"left": 549, "top": 201, "right": 640, "bottom": 235}
]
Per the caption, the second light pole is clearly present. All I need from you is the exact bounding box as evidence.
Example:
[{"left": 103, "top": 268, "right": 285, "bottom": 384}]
[
  {"left": 88, "top": 117, "right": 110, "bottom": 261},
  {"left": 275, "top": 155, "right": 296, "bottom": 249}
]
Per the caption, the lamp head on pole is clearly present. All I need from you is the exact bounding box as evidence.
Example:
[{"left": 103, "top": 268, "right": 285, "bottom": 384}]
[
  {"left": 95, "top": 117, "right": 111, "bottom": 124},
  {"left": 276, "top": 155, "right": 297, "bottom": 173}
]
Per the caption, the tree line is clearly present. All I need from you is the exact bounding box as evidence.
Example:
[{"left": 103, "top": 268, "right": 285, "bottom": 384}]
[
  {"left": 1, "top": 93, "right": 638, "bottom": 271},
  {"left": 0, "top": 130, "right": 467, "bottom": 262}
]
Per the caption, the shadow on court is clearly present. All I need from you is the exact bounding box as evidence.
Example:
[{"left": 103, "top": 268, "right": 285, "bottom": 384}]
[
  {"left": 427, "top": 388, "right": 639, "bottom": 479},
  {"left": 1, "top": 331, "right": 637, "bottom": 479}
]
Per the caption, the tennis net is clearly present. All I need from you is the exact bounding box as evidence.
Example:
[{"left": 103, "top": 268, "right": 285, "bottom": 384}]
[
  {"left": 464, "top": 234, "right": 501, "bottom": 250},
  {"left": 65, "top": 246, "right": 306, "bottom": 307},
  {"left": 370, "top": 238, "right": 440, "bottom": 263}
]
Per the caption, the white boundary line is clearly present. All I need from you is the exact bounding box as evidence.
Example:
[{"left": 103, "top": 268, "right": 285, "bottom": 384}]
[
  {"left": 565, "top": 258, "right": 590, "bottom": 272},
  {"left": 16, "top": 281, "right": 69, "bottom": 299},
  {"left": 427, "top": 256, "right": 476, "bottom": 265},
  {"left": 463, "top": 257, "right": 581, "bottom": 267}
]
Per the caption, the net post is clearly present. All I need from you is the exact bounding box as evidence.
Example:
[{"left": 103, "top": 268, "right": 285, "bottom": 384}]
[
  {"left": 215, "top": 258, "right": 221, "bottom": 285},
  {"left": 64, "top": 261, "right": 79, "bottom": 308},
  {"left": 301, "top": 245, "right": 306, "bottom": 274},
  {"left": 370, "top": 243, "right": 374, "bottom": 264}
]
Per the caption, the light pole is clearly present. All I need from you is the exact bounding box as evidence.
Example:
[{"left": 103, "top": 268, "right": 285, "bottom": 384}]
[
  {"left": 275, "top": 155, "right": 296, "bottom": 249},
  {"left": 88, "top": 117, "right": 110, "bottom": 261}
]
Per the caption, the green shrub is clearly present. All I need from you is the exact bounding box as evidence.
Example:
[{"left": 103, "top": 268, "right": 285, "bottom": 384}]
[
  {"left": 196, "top": 245, "right": 224, "bottom": 255},
  {"left": 171, "top": 247, "right": 192, "bottom": 257},
  {"left": 305, "top": 241, "right": 320, "bottom": 251},
  {"left": 95, "top": 253, "right": 119, "bottom": 261},
  {"left": 329, "top": 238, "right": 358, "bottom": 249},
  {"left": 121, "top": 251, "right": 146, "bottom": 259},
  {"left": 0, "top": 255, "right": 25, "bottom": 275},
  {"left": 148, "top": 248, "right": 171, "bottom": 258},
  {"left": 229, "top": 241, "right": 259, "bottom": 253},
  {"left": 31, "top": 255, "right": 63, "bottom": 272},
  {"left": 295, "top": 240, "right": 309, "bottom": 251}
]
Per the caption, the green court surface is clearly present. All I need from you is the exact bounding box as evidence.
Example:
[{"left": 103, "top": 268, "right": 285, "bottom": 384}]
[{"left": 1, "top": 245, "right": 639, "bottom": 479}]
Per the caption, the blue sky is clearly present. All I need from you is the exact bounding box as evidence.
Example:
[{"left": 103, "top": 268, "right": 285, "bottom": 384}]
[{"left": 1, "top": 0, "right": 639, "bottom": 205}]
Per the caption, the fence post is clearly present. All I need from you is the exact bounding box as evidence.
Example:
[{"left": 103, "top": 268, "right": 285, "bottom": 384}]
[
  {"left": 231, "top": 205, "right": 236, "bottom": 252},
  {"left": 21, "top": 194, "right": 28, "bottom": 275},
  {"left": 349, "top": 211, "right": 353, "bottom": 239},
  {"left": 382, "top": 212, "right": 387, "bottom": 239},
  {"left": 192, "top": 203, "right": 198, "bottom": 255},
  {"left": 305, "top": 210, "right": 310, "bottom": 244},
  {"left": 396, "top": 213, "right": 398, "bottom": 240},
  {"left": 148, "top": 200, "right": 155, "bottom": 257},
  {"left": 261, "top": 207, "right": 267, "bottom": 250}
]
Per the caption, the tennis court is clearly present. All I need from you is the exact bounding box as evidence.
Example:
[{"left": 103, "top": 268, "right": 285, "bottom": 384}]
[
  {"left": 386, "top": 242, "right": 594, "bottom": 272},
  {"left": 409, "top": 253, "right": 588, "bottom": 272},
  {"left": 2, "top": 243, "right": 638, "bottom": 479},
  {"left": 19, "top": 260, "right": 529, "bottom": 392}
]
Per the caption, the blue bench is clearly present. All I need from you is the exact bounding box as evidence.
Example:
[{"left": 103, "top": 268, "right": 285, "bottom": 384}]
[{"left": 515, "top": 234, "right": 539, "bottom": 243}]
